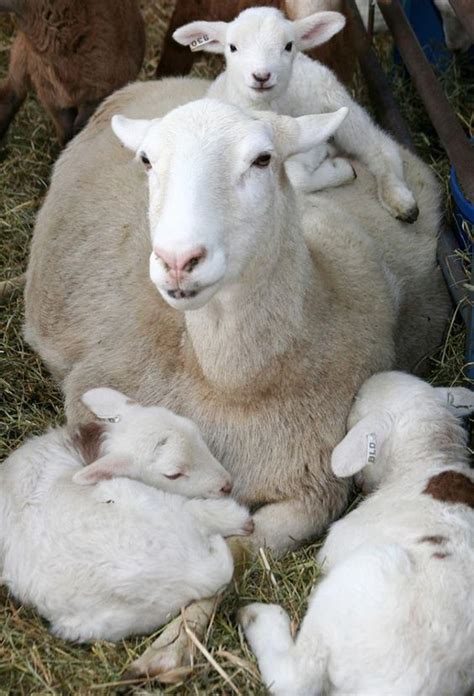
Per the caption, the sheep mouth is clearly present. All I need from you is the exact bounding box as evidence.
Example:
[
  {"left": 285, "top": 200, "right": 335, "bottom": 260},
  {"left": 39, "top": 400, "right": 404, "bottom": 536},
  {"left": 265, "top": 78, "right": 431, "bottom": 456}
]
[
  {"left": 250, "top": 85, "right": 275, "bottom": 91},
  {"left": 166, "top": 288, "right": 200, "bottom": 300}
]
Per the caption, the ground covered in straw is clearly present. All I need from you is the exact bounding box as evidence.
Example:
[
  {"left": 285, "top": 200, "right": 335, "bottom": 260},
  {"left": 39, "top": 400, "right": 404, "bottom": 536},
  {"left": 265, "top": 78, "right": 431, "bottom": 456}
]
[{"left": 1, "top": 3, "right": 472, "bottom": 694}]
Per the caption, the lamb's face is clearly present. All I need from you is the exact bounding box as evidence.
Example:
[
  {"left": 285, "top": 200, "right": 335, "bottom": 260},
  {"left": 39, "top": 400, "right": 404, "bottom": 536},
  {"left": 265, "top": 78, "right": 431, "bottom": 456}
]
[
  {"left": 74, "top": 387, "right": 233, "bottom": 497},
  {"left": 224, "top": 9, "right": 297, "bottom": 105},
  {"left": 111, "top": 100, "right": 348, "bottom": 312}
]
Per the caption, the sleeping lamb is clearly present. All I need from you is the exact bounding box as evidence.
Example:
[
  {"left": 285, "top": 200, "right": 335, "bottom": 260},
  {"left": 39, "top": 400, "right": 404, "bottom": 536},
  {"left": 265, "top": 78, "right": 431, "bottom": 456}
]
[
  {"left": 0, "top": 387, "right": 252, "bottom": 642},
  {"left": 240, "top": 371, "right": 474, "bottom": 695}
]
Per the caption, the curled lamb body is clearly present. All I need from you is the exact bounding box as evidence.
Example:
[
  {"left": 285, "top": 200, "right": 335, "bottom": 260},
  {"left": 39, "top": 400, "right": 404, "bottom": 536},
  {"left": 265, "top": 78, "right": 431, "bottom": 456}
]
[
  {"left": 0, "top": 0, "right": 145, "bottom": 144},
  {"left": 240, "top": 372, "right": 474, "bottom": 695},
  {"left": 173, "top": 6, "right": 419, "bottom": 221},
  {"left": 0, "top": 387, "right": 251, "bottom": 643}
]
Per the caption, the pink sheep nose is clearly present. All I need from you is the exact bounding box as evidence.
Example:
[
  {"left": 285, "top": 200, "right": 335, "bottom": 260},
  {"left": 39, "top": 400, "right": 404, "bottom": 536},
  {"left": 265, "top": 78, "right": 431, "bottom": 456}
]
[
  {"left": 220, "top": 481, "right": 233, "bottom": 495},
  {"left": 253, "top": 71, "right": 271, "bottom": 84},
  {"left": 154, "top": 245, "right": 206, "bottom": 281}
]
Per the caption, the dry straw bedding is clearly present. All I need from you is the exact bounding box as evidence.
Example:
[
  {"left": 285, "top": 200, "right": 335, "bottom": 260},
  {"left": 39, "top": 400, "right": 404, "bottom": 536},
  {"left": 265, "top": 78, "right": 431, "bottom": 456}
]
[{"left": 0, "top": 2, "right": 472, "bottom": 693}]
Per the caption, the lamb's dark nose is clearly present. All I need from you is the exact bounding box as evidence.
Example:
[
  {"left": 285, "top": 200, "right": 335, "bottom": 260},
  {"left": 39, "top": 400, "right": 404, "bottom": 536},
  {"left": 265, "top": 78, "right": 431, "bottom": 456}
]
[
  {"left": 252, "top": 71, "right": 271, "bottom": 84},
  {"left": 221, "top": 482, "right": 233, "bottom": 495}
]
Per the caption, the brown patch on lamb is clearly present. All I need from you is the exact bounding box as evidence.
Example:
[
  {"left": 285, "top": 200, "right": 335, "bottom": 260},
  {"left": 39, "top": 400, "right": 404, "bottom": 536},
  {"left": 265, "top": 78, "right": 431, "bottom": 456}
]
[
  {"left": 72, "top": 421, "right": 106, "bottom": 464},
  {"left": 423, "top": 471, "right": 474, "bottom": 509}
]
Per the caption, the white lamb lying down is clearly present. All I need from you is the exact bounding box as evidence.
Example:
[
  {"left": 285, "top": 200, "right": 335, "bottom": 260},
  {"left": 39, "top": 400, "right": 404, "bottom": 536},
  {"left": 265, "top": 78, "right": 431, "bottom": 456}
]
[
  {"left": 174, "top": 7, "right": 418, "bottom": 221},
  {"left": 239, "top": 372, "right": 474, "bottom": 696},
  {"left": 0, "top": 388, "right": 252, "bottom": 643}
]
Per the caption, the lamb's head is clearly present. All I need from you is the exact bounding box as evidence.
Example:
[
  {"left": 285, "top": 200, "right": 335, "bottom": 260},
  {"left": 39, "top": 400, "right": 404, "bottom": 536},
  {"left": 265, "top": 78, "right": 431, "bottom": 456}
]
[
  {"left": 111, "top": 99, "right": 347, "bottom": 311},
  {"left": 72, "top": 387, "right": 233, "bottom": 498},
  {"left": 331, "top": 371, "right": 474, "bottom": 491},
  {"left": 173, "top": 7, "right": 345, "bottom": 105}
]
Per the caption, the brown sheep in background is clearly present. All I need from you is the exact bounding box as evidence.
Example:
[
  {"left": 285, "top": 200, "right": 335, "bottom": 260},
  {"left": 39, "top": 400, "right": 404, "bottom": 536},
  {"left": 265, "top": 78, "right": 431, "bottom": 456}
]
[
  {"left": 0, "top": 0, "right": 145, "bottom": 144},
  {"left": 156, "top": 0, "right": 356, "bottom": 86}
]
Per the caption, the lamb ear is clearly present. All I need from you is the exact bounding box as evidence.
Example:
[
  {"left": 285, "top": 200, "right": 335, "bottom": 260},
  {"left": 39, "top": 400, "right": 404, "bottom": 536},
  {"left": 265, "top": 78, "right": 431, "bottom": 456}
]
[
  {"left": 72, "top": 453, "right": 134, "bottom": 486},
  {"left": 173, "top": 20, "right": 228, "bottom": 54},
  {"left": 111, "top": 115, "right": 156, "bottom": 152},
  {"left": 293, "top": 11, "right": 346, "bottom": 51},
  {"left": 435, "top": 387, "right": 474, "bottom": 417},
  {"left": 271, "top": 108, "right": 348, "bottom": 158},
  {"left": 80, "top": 387, "right": 134, "bottom": 422},
  {"left": 331, "top": 412, "right": 393, "bottom": 478}
]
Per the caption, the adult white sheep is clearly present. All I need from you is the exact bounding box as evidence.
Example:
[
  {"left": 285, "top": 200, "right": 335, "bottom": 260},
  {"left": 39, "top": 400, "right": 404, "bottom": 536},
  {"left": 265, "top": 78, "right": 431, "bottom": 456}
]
[
  {"left": 0, "top": 387, "right": 252, "bottom": 643},
  {"left": 173, "top": 7, "right": 418, "bottom": 220},
  {"left": 240, "top": 371, "right": 474, "bottom": 696},
  {"left": 24, "top": 79, "right": 449, "bottom": 674}
]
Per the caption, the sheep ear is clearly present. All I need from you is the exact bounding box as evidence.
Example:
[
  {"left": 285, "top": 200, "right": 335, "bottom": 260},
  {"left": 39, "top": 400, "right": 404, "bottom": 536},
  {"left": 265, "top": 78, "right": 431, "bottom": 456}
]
[
  {"left": 273, "top": 108, "right": 348, "bottom": 158},
  {"left": 80, "top": 387, "right": 134, "bottom": 422},
  {"left": 173, "top": 20, "right": 228, "bottom": 54},
  {"left": 293, "top": 11, "right": 346, "bottom": 51},
  {"left": 331, "top": 412, "right": 393, "bottom": 478},
  {"left": 72, "top": 453, "right": 134, "bottom": 486},
  {"left": 435, "top": 387, "right": 474, "bottom": 417},
  {"left": 111, "top": 115, "right": 155, "bottom": 152}
]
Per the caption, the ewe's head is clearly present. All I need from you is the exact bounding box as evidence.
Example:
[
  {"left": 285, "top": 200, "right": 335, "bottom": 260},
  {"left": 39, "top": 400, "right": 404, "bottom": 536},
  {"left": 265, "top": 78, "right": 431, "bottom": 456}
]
[
  {"left": 73, "top": 387, "right": 232, "bottom": 498},
  {"left": 331, "top": 371, "right": 474, "bottom": 491},
  {"left": 111, "top": 99, "right": 347, "bottom": 311},
  {"left": 173, "top": 7, "right": 345, "bottom": 104}
]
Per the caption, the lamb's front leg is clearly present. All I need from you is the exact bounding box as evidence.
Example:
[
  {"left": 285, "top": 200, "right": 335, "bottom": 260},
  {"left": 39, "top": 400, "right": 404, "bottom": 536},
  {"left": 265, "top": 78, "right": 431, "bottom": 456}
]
[
  {"left": 305, "top": 62, "right": 418, "bottom": 222},
  {"left": 239, "top": 603, "right": 297, "bottom": 695},
  {"left": 185, "top": 497, "right": 254, "bottom": 538}
]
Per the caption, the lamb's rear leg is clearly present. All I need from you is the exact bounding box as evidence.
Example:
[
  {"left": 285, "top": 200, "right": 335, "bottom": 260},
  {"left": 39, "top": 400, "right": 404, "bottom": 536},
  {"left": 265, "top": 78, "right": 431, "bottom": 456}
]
[{"left": 0, "top": 33, "right": 28, "bottom": 139}]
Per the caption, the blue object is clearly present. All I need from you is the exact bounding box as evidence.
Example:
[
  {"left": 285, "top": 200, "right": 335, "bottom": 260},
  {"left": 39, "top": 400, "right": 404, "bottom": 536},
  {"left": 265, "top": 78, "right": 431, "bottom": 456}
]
[{"left": 450, "top": 158, "right": 474, "bottom": 252}]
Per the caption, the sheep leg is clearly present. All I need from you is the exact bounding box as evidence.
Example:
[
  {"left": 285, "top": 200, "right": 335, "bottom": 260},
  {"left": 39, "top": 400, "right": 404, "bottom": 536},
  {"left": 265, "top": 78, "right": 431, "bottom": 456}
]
[
  {"left": 310, "top": 64, "right": 419, "bottom": 222},
  {"left": 124, "top": 537, "right": 254, "bottom": 679},
  {"left": 250, "top": 495, "right": 348, "bottom": 557},
  {"left": 46, "top": 105, "right": 77, "bottom": 146},
  {"left": 286, "top": 156, "right": 356, "bottom": 193},
  {"left": 239, "top": 602, "right": 328, "bottom": 695},
  {"left": 73, "top": 101, "right": 99, "bottom": 137},
  {"left": 0, "top": 33, "right": 28, "bottom": 139},
  {"left": 186, "top": 497, "right": 254, "bottom": 538}
]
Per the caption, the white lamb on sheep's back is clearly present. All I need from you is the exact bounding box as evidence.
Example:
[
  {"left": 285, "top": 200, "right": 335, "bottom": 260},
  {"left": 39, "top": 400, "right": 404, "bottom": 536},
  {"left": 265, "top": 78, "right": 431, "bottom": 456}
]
[
  {"left": 173, "top": 6, "right": 418, "bottom": 220},
  {"left": 0, "top": 387, "right": 252, "bottom": 643},
  {"left": 239, "top": 372, "right": 474, "bottom": 696}
]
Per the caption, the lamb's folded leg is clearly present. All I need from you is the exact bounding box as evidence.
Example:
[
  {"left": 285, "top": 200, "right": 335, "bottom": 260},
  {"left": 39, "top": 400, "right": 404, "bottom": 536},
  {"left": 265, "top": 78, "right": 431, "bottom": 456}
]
[
  {"left": 307, "top": 62, "right": 419, "bottom": 223},
  {"left": 286, "top": 156, "right": 356, "bottom": 193},
  {"left": 123, "top": 536, "right": 254, "bottom": 679}
]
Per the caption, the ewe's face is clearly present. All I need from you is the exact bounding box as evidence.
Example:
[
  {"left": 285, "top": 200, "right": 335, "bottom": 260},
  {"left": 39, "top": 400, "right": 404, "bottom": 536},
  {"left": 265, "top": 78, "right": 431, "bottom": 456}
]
[
  {"left": 114, "top": 101, "right": 282, "bottom": 311},
  {"left": 225, "top": 12, "right": 296, "bottom": 104}
]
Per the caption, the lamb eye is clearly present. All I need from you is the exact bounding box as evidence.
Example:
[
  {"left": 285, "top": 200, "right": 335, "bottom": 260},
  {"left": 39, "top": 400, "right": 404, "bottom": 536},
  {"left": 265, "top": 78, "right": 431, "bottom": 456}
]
[
  {"left": 164, "top": 472, "right": 183, "bottom": 480},
  {"left": 140, "top": 152, "right": 151, "bottom": 170},
  {"left": 229, "top": 44, "right": 237, "bottom": 52},
  {"left": 285, "top": 41, "right": 293, "bottom": 52},
  {"left": 252, "top": 153, "right": 271, "bottom": 168}
]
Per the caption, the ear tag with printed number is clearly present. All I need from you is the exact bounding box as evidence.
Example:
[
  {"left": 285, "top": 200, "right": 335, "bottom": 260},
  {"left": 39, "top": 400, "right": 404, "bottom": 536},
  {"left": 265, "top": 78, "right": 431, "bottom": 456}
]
[
  {"left": 97, "top": 415, "right": 121, "bottom": 423},
  {"left": 366, "top": 433, "right": 377, "bottom": 465},
  {"left": 190, "top": 34, "right": 211, "bottom": 52}
]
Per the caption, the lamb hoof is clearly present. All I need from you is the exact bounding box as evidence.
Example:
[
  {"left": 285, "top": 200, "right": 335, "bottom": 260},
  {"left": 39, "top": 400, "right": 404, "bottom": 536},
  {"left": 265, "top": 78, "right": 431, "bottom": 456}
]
[
  {"left": 125, "top": 617, "right": 194, "bottom": 679},
  {"left": 243, "top": 517, "right": 255, "bottom": 535},
  {"left": 396, "top": 204, "right": 419, "bottom": 224}
]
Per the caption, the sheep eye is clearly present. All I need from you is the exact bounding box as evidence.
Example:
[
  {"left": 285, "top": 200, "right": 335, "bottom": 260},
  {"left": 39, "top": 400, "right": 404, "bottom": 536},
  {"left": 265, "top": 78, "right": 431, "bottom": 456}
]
[
  {"left": 140, "top": 152, "right": 151, "bottom": 170},
  {"left": 229, "top": 44, "right": 237, "bottom": 52},
  {"left": 164, "top": 472, "right": 183, "bottom": 480},
  {"left": 285, "top": 41, "right": 293, "bottom": 52},
  {"left": 252, "top": 153, "right": 271, "bottom": 168}
]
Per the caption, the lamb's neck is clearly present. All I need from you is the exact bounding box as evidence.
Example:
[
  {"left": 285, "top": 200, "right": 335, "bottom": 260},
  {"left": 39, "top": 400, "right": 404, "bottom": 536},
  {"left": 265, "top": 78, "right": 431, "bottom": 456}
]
[{"left": 184, "top": 225, "right": 320, "bottom": 389}]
